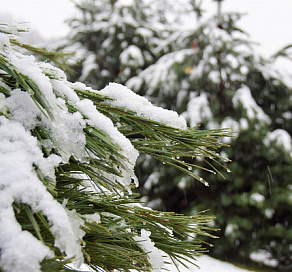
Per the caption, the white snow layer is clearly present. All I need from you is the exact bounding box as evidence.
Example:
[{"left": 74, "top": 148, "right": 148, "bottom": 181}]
[
  {"left": 264, "top": 129, "right": 292, "bottom": 160},
  {"left": 74, "top": 255, "right": 255, "bottom": 272},
  {"left": 134, "top": 229, "right": 163, "bottom": 271},
  {"left": 232, "top": 85, "right": 271, "bottom": 124},
  {"left": 164, "top": 255, "right": 255, "bottom": 272},
  {"left": 120, "top": 44, "right": 145, "bottom": 67},
  {"left": 182, "top": 92, "right": 212, "bottom": 128},
  {"left": 127, "top": 49, "right": 195, "bottom": 95},
  {"left": 0, "top": 117, "right": 84, "bottom": 271},
  {"left": 99, "top": 82, "right": 187, "bottom": 130}
]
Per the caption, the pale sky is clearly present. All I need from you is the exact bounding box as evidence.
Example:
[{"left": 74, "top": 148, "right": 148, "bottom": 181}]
[{"left": 1, "top": 0, "right": 292, "bottom": 71}]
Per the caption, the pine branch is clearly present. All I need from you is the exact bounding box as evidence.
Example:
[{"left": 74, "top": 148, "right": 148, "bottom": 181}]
[
  {"left": 0, "top": 25, "right": 233, "bottom": 272},
  {"left": 75, "top": 88, "right": 234, "bottom": 185}
]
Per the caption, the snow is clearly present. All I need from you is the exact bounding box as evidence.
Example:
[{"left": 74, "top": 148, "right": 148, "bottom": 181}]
[
  {"left": 250, "top": 250, "right": 279, "bottom": 268},
  {"left": 76, "top": 255, "right": 254, "bottom": 272},
  {"left": 120, "top": 45, "right": 145, "bottom": 67},
  {"left": 144, "top": 172, "right": 160, "bottom": 190},
  {"left": 182, "top": 92, "right": 213, "bottom": 128},
  {"left": 1, "top": 33, "right": 148, "bottom": 269},
  {"left": 127, "top": 49, "right": 195, "bottom": 95},
  {"left": 134, "top": 229, "right": 163, "bottom": 272},
  {"left": 79, "top": 52, "right": 99, "bottom": 82},
  {"left": 99, "top": 83, "right": 187, "bottom": 130},
  {"left": 0, "top": 117, "right": 84, "bottom": 271},
  {"left": 264, "top": 129, "right": 292, "bottom": 160},
  {"left": 232, "top": 85, "right": 271, "bottom": 124},
  {"left": 172, "top": 255, "right": 254, "bottom": 272},
  {"left": 83, "top": 213, "right": 101, "bottom": 224},
  {"left": 250, "top": 193, "right": 265, "bottom": 203},
  {"left": 225, "top": 223, "right": 238, "bottom": 236},
  {"left": 1, "top": 29, "right": 200, "bottom": 271}
]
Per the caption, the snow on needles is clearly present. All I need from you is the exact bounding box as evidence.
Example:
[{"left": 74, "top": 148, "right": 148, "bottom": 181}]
[
  {"left": 0, "top": 31, "right": 191, "bottom": 271},
  {"left": 0, "top": 117, "right": 84, "bottom": 271},
  {"left": 99, "top": 82, "right": 187, "bottom": 130}
]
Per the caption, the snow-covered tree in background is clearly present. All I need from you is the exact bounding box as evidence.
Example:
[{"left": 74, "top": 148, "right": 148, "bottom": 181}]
[
  {"left": 59, "top": 0, "right": 200, "bottom": 91},
  {"left": 128, "top": 10, "right": 292, "bottom": 271},
  {"left": 0, "top": 23, "right": 235, "bottom": 272},
  {"left": 62, "top": 0, "right": 161, "bottom": 89}
]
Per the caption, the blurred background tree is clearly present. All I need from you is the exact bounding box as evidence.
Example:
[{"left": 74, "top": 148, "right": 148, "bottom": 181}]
[
  {"left": 59, "top": 0, "right": 199, "bottom": 90},
  {"left": 59, "top": 0, "right": 292, "bottom": 270}
]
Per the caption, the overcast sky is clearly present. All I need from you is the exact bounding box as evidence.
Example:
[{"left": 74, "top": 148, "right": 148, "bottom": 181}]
[{"left": 1, "top": 0, "right": 292, "bottom": 72}]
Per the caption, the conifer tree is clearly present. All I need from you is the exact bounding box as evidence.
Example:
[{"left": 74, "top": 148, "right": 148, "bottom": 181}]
[
  {"left": 59, "top": 0, "right": 200, "bottom": 90},
  {"left": 0, "top": 23, "right": 232, "bottom": 272},
  {"left": 61, "top": 0, "right": 161, "bottom": 90},
  {"left": 128, "top": 11, "right": 292, "bottom": 271}
]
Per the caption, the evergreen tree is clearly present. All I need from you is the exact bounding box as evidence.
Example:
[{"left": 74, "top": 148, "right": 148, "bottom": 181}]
[
  {"left": 128, "top": 11, "right": 292, "bottom": 271},
  {"left": 59, "top": 0, "right": 200, "bottom": 90},
  {"left": 0, "top": 23, "right": 232, "bottom": 272},
  {"left": 61, "top": 0, "right": 162, "bottom": 90}
]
